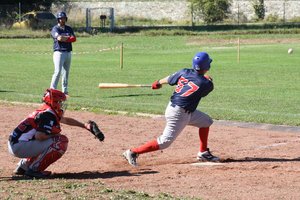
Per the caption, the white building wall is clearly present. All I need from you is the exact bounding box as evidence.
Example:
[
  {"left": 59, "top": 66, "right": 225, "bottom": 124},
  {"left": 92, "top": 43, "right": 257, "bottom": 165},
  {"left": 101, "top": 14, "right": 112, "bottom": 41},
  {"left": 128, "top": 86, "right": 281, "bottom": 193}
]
[{"left": 52, "top": 0, "right": 300, "bottom": 23}]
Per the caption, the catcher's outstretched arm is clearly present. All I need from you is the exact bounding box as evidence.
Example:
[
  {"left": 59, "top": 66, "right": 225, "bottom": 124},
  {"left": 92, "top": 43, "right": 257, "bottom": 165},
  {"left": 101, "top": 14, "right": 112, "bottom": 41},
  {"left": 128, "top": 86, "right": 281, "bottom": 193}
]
[
  {"left": 61, "top": 117, "right": 85, "bottom": 128},
  {"left": 61, "top": 117, "right": 105, "bottom": 142}
]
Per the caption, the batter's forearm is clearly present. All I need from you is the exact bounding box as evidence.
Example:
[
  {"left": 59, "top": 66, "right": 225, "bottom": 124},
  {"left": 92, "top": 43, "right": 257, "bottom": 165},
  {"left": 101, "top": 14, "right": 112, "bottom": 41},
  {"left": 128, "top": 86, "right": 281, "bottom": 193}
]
[{"left": 158, "top": 76, "right": 169, "bottom": 84}]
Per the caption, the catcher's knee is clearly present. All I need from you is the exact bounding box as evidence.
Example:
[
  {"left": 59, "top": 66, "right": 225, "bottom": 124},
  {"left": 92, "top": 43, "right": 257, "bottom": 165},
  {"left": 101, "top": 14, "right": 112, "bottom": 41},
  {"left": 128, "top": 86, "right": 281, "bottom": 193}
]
[{"left": 52, "top": 135, "right": 69, "bottom": 153}]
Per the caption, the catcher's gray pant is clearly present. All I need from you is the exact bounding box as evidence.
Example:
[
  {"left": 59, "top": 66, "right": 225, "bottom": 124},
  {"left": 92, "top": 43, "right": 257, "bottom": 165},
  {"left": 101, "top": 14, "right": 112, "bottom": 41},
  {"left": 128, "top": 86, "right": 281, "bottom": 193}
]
[
  {"left": 50, "top": 51, "right": 72, "bottom": 94},
  {"left": 8, "top": 135, "right": 68, "bottom": 171},
  {"left": 157, "top": 102, "right": 213, "bottom": 149},
  {"left": 8, "top": 138, "right": 53, "bottom": 158}
]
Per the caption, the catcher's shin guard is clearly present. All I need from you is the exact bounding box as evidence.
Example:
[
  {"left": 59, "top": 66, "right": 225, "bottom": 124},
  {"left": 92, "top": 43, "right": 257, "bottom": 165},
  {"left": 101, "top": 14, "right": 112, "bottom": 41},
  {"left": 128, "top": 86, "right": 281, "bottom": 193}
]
[{"left": 29, "top": 135, "right": 68, "bottom": 171}]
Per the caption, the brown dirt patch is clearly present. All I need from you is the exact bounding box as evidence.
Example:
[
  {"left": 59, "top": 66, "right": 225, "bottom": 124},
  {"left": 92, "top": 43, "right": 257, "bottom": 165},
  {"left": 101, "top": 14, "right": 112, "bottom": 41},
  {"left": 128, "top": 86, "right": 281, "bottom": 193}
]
[{"left": 1, "top": 104, "right": 300, "bottom": 199}]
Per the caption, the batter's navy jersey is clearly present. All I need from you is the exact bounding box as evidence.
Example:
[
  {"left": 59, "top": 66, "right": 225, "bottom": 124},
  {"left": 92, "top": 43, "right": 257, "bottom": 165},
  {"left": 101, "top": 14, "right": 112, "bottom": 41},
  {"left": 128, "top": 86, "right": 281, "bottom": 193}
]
[
  {"left": 51, "top": 25, "right": 75, "bottom": 52},
  {"left": 168, "top": 68, "right": 214, "bottom": 112}
]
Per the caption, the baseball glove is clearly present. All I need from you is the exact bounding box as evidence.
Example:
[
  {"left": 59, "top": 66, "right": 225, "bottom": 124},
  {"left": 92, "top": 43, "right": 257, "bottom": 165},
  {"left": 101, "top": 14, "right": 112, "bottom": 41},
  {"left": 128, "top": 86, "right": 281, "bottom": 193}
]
[{"left": 86, "top": 120, "right": 105, "bottom": 142}]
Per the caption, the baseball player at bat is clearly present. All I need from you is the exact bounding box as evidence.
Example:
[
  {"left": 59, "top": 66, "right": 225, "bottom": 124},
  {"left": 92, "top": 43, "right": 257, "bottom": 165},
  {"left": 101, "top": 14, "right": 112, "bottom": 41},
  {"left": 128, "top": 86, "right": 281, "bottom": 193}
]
[
  {"left": 7, "top": 88, "right": 104, "bottom": 179},
  {"left": 123, "top": 52, "right": 219, "bottom": 167}
]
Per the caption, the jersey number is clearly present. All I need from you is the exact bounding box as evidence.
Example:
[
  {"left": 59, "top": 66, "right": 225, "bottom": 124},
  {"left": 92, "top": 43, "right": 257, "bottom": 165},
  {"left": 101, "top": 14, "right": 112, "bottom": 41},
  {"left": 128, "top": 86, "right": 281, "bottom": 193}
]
[{"left": 175, "top": 77, "right": 199, "bottom": 97}]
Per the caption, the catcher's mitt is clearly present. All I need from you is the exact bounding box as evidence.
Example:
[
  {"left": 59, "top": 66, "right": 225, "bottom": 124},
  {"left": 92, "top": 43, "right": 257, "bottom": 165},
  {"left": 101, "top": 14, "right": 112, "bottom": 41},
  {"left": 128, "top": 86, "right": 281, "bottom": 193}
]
[{"left": 86, "top": 120, "right": 105, "bottom": 142}]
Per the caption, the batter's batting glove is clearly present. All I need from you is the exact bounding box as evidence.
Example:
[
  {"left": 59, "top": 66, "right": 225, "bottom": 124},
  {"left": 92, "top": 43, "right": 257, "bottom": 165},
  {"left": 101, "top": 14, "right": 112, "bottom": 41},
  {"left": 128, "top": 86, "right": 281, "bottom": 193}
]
[
  {"left": 152, "top": 80, "right": 162, "bottom": 89},
  {"left": 85, "top": 120, "right": 105, "bottom": 142}
]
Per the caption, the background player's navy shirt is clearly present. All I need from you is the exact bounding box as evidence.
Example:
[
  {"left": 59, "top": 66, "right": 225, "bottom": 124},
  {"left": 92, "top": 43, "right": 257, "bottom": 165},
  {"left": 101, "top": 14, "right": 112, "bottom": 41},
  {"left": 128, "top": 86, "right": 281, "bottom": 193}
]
[
  {"left": 168, "top": 68, "right": 214, "bottom": 112},
  {"left": 51, "top": 25, "right": 75, "bottom": 52}
]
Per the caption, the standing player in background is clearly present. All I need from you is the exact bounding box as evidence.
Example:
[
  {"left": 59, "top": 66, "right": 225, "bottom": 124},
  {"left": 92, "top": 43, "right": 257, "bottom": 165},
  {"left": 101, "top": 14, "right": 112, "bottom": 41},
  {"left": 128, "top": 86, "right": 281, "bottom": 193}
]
[
  {"left": 50, "top": 12, "right": 76, "bottom": 97},
  {"left": 8, "top": 88, "right": 104, "bottom": 178},
  {"left": 123, "top": 52, "right": 220, "bottom": 167}
]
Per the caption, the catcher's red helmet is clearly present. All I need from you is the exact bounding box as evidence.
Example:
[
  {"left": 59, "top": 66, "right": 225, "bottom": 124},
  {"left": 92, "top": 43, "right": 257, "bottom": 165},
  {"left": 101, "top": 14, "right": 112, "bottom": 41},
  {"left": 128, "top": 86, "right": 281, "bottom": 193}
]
[{"left": 42, "top": 88, "right": 67, "bottom": 118}]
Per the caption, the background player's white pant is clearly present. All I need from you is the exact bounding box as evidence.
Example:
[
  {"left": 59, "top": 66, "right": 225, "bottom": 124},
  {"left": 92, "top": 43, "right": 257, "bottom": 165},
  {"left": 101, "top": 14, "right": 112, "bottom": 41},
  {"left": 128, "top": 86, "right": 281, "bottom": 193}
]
[
  {"left": 157, "top": 102, "right": 213, "bottom": 149},
  {"left": 50, "top": 51, "right": 72, "bottom": 94}
]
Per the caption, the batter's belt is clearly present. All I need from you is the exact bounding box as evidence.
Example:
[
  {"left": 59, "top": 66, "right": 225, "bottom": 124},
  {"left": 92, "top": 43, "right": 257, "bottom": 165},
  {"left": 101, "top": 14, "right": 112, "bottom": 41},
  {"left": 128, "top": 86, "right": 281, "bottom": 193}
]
[{"left": 170, "top": 103, "right": 192, "bottom": 114}]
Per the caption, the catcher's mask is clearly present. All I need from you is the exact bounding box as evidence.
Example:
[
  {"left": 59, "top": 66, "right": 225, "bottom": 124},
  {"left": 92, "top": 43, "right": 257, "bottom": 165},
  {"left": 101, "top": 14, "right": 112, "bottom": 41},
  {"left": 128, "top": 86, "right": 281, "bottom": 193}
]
[
  {"left": 192, "top": 52, "right": 212, "bottom": 71},
  {"left": 42, "top": 88, "right": 67, "bottom": 118}
]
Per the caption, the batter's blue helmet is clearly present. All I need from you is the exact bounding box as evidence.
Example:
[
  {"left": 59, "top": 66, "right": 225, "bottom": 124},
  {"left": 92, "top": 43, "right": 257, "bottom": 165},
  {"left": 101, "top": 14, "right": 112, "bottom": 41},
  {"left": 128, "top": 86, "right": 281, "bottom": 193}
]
[
  {"left": 56, "top": 12, "right": 68, "bottom": 21},
  {"left": 192, "top": 52, "right": 212, "bottom": 71}
]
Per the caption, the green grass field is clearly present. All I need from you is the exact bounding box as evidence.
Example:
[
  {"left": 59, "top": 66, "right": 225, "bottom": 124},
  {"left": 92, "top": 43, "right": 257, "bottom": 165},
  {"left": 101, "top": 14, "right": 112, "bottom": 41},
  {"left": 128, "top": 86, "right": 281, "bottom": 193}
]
[
  {"left": 0, "top": 178, "right": 194, "bottom": 200},
  {"left": 0, "top": 34, "right": 299, "bottom": 126}
]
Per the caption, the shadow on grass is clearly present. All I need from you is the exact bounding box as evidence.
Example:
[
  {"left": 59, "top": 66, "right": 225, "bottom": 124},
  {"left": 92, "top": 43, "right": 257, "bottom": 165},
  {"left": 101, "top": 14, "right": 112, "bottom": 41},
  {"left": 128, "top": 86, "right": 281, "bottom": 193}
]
[
  {"left": 0, "top": 90, "right": 14, "bottom": 93},
  {"left": 104, "top": 93, "right": 162, "bottom": 98}
]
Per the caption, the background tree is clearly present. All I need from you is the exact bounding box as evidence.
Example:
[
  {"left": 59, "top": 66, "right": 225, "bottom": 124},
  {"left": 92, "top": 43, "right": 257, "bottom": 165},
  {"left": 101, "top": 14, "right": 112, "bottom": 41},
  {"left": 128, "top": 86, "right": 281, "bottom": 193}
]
[
  {"left": 253, "top": 0, "right": 265, "bottom": 21},
  {"left": 189, "top": 0, "right": 232, "bottom": 24}
]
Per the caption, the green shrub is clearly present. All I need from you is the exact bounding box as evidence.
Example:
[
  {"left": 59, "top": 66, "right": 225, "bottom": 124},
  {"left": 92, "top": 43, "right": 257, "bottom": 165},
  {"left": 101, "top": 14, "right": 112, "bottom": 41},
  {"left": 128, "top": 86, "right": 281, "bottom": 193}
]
[
  {"left": 189, "top": 0, "right": 232, "bottom": 24},
  {"left": 265, "top": 14, "right": 282, "bottom": 23},
  {"left": 289, "top": 16, "right": 300, "bottom": 23},
  {"left": 253, "top": 0, "right": 265, "bottom": 21}
]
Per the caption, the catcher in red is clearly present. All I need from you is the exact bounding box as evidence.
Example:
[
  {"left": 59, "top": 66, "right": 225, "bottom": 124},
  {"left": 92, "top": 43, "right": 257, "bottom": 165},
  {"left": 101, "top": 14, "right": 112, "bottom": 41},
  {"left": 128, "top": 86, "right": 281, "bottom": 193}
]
[{"left": 7, "top": 88, "right": 104, "bottom": 179}]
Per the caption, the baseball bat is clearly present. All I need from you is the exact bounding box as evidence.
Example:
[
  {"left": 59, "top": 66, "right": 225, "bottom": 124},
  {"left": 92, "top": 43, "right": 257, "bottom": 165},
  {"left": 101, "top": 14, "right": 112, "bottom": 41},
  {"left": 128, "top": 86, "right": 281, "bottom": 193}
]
[{"left": 98, "top": 83, "right": 152, "bottom": 89}]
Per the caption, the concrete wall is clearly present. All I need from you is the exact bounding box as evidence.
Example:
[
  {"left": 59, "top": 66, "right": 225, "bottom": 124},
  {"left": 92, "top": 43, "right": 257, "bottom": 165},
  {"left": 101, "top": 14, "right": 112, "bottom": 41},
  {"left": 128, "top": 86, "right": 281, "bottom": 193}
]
[
  {"left": 52, "top": 0, "right": 300, "bottom": 23},
  {"left": 231, "top": 0, "right": 300, "bottom": 22},
  {"left": 52, "top": 0, "right": 189, "bottom": 23}
]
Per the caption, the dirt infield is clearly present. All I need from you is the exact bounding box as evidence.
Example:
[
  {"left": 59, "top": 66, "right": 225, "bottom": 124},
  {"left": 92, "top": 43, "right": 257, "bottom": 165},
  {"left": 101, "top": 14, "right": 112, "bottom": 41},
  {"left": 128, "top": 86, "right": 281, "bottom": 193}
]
[{"left": 0, "top": 104, "right": 300, "bottom": 199}]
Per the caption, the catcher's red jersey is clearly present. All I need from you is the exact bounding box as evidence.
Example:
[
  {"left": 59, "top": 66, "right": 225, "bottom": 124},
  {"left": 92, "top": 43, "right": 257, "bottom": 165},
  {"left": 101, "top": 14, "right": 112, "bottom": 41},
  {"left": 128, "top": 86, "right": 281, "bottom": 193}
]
[{"left": 10, "top": 106, "right": 61, "bottom": 144}]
